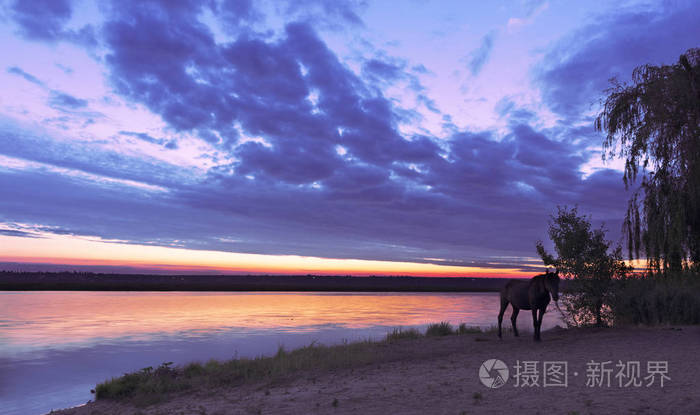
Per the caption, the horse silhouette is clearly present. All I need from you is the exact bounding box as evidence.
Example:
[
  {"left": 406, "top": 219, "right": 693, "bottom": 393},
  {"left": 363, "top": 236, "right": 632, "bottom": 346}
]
[{"left": 498, "top": 269, "right": 560, "bottom": 341}]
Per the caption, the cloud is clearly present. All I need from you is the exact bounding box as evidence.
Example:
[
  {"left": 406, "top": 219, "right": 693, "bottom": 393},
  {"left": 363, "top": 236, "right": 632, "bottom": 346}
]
[
  {"left": 507, "top": 1, "right": 548, "bottom": 32},
  {"left": 536, "top": 2, "right": 700, "bottom": 120},
  {"left": 362, "top": 58, "right": 404, "bottom": 82},
  {"left": 10, "top": 0, "right": 72, "bottom": 41},
  {"left": 7, "top": 66, "right": 45, "bottom": 87},
  {"left": 523, "top": 0, "right": 548, "bottom": 17},
  {"left": 7, "top": 67, "right": 90, "bottom": 113},
  {"left": 9, "top": 0, "right": 96, "bottom": 45},
  {"left": 0, "top": 167, "right": 184, "bottom": 246},
  {"left": 102, "top": 2, "right": 443, "bottom": 184},
  {"left": 175, "top": 118, "right": 628, "bottom": 261},
  {"left": 495, "top": 98, "right": 536, "bottom": 123},
  {"left": 0, "top": 120, "right": 630, "bottom": 267},
  {"left": 0, "top": 0, "right": 639, "bottom": 267},
  {"left": 0, "top": 228, "right": 42, "bottom": 238},
  {"left": 49, "top": 91, "right": 88, "bottom": 110},
  {"left": 466, "top": 30, "right": 496, "bottom": 76},
  {"left": 417, "top": 94, "right": 440, "bottom": 114},
  {"left": 119, "top": 131, "right": 178, "bottom": 149},
  {"left": 281, "top": 0, "right": 366, "bottom": 29},
  {"left": 215, "top": 0, "right": 261, "bottom": 28},
  {"left": 0, "top": 129, "right": 189, "bottom": 189}
]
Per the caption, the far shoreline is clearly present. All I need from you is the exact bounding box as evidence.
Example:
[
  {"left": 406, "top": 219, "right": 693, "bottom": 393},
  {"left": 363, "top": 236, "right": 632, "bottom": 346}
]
[{"left": 0, "top": 271, "right": 521, "bottom": 292}]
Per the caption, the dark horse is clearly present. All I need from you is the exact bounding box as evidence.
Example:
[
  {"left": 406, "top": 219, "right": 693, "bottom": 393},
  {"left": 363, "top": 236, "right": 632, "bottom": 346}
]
[{"left": 498, "top": 269, "right": 560, "bottom": 341}]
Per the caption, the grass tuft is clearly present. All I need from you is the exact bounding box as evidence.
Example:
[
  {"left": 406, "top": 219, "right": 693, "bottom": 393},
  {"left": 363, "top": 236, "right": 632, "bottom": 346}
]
[
  {"left": 426, "top": 321, "right": 454, "bottom": 336},
  {"left": 457, "top": 323, "right": 482, "bottom": 334},
  {"left": 386, "top": 327, "right": 422, "bottom": 342}
]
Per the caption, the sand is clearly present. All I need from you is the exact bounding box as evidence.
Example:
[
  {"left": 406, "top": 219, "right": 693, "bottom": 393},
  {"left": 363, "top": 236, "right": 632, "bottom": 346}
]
[{"left": 54, "top": 326, "right": 700, "bottom": 415}]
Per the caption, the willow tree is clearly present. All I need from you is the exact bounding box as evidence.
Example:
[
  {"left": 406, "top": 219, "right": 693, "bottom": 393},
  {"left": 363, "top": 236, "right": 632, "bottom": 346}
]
[{"left": 595, "top": 48, "right": 700, "bottom": 273}]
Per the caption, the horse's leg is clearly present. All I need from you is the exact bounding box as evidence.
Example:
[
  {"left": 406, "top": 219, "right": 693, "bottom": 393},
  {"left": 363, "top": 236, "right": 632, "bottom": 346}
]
[
  {"left": 510, "top": 307, "right": 520, "bottom": 337},
  {"left": 497, "top": 298, "right": 509, "bottom": 339},
  {"left": 536, "top": 307, "right": 546, "bottom": 340},
  {"left": 532, "top": 309, "right": 540, "bottom": 342}
]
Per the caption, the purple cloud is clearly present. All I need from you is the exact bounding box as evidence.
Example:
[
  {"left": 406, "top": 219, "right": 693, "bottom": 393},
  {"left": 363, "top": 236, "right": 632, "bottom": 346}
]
[
  {"left": 5, "top": 0, "right": 686, "bottom": 270},
  {"left": 536, "top": 3, "right": 700, "bottom": 120}
]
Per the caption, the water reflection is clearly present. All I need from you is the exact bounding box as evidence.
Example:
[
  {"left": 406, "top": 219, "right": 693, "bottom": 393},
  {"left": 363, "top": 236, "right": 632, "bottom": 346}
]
[
  {"left": 0, "top": 291, "right": 562, "bottom": 415},
  {"left": 1, "top": 291, "right": 525, "bottom": 353}
]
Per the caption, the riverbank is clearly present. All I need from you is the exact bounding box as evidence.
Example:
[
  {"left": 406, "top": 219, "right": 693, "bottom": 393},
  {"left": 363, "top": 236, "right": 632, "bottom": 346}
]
[
  {"left": 0, "top": 272, "right": 511, "bottom": 292},
  {"left": 54, "top": 325, "right": 699, "bottom": 414}
]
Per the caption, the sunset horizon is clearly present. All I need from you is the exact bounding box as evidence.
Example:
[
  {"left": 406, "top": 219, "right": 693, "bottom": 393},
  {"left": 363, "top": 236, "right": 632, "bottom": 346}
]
[
  {"left": 2, "top": 1, "right": 698, "bottom": 414},
  {"left": 0, "top": 232, "right": 537, "bottom": 277},
  {"left": 6, "top": 1, "right": 696, "bottom": 277}
]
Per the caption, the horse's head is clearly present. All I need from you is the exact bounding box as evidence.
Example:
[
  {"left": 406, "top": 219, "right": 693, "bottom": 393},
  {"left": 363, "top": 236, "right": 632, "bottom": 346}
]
[{"left": 545, "top": 268, "right": 560, "bottom": 302}]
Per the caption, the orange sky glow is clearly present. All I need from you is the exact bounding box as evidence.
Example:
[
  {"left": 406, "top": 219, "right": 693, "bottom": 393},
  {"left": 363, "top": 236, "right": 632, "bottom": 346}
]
[{"left": 0, "top": 234, "right": 535, "bottom": 277}]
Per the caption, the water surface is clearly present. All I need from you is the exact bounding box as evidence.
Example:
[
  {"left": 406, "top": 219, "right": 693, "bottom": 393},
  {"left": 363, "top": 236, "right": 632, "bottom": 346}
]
[{"left": 0, "top": 291, "right": 563, "bottom": 415}]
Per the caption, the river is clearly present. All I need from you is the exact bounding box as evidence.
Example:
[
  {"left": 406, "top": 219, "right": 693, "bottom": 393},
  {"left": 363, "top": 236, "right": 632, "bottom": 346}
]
[{"left": 0, "top": 291, "right": 563, "bottom": 414}]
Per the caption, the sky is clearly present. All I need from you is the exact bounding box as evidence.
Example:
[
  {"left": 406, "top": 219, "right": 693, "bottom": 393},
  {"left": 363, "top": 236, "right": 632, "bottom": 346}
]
[{"left": 0, "top": 0, "right": 698, "bottom": 276}]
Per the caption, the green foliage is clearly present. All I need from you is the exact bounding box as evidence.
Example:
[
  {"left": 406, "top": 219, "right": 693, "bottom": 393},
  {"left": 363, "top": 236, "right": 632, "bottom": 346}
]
[
  {"left": 385, "top": 327, "right": 422, "bottom": 342},
  {"left": 610, "top": 271, "right": 700, "bottom": 325},
  {"left": 95, "top": 322, "right": 487, "bottom": 404},
  {"left": 388, "top": 323, "right": 486, "bottom": 340},
  {"left": 595, "top": 48, "right": 700, "bottom": 272},
  {"left": 457, "top": 323, "right": 482, "bottom": 334},
  {"left": 425, "top": 321, "right": 454, "bottom": 336},
  {"left": 537, "top": 206, "right": 631, "bottom": 326},
  {"left": 95, "top": 341, "right": 376, "bottom": 404},
  {"left": 94, "top": 362, "right": 181, "bottom": 406}
]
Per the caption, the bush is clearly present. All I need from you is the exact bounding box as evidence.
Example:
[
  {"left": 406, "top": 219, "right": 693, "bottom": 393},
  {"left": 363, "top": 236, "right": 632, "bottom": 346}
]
[
  {"left": 537, "top": 206, "right": 631, "bottom": 327},
  {"left": 457, "top": 323, "right": 482, "bottom": 334},
  {"left": 95, "top": 362, "right": 183, "bottom": 405},
  {"left": 559, "top": 289, "right": 614, "bottom": 327},
  {"left": 386, "top": 327, "right": 422, "bottom": 342},
  {"left": 425, "top": 322, "right": 454, "bottom": 336},
  {"left": 610, "top": 271, "right": 700, "bottom": 325}
]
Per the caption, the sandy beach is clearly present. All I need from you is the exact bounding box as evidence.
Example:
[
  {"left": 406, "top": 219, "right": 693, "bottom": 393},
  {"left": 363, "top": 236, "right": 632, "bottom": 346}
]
[{"left": 53, "top": 325, "right": 700, "bottom": 415}]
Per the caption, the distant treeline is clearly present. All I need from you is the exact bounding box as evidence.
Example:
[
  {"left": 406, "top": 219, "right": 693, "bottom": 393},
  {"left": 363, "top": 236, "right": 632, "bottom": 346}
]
[{"left": 0, "top": 271, "right": 516, "bottom": 292}]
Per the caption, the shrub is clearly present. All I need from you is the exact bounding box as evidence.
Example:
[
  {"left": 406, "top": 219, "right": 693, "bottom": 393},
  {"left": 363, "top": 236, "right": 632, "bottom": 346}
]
[
  {"left": 537, "top": 206, "right": 631, "bottom": 327},
  {"left": 386, "top": 327, "right": 422, "bottom": 342},
  {"left": 425, "top": 322, "right": 454, "bottom": 336},
  {"left": 457, "top": 323, "right": 482, "bottom": 334},
  {"left": 610, "top": 271, "right": 700, "bottom": 325}
]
